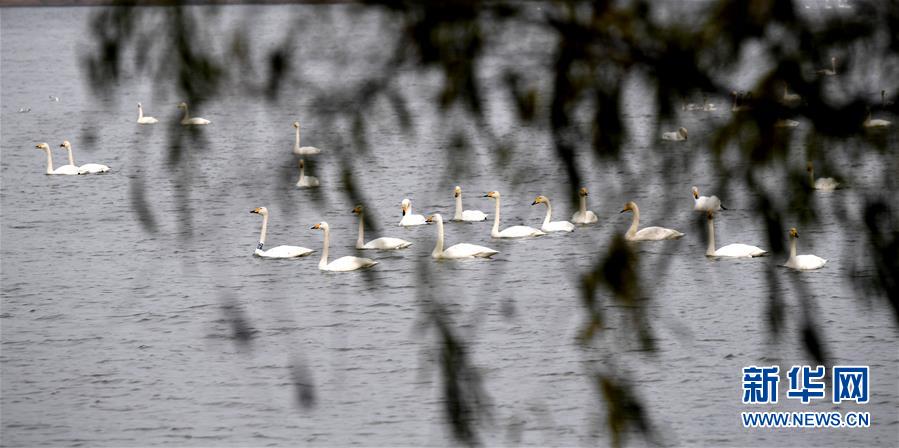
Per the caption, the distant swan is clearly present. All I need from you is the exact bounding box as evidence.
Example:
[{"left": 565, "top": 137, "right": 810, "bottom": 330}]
[
  {"left": 35, "top": 143, "right": 78, "bottom": 175},
  {"left": 292, "top": 121, "right": 321, "bottom": 155},
  {"left": 295, "top": 159, "right": 319, "bottom": 188},
  {"left": 784, "top": 227, "right": 827, "bottom": 270},
  {"left": 619, "top": 201, "right": 683, "bottom": 241},
  {"left": 484, "top": 191, "right": 545, "bottom": 238},
  {"left": 177, "top": 102, "right": 210, "bottom": 125},
  {"left": 807, "top": 162, "right": 839, "bottom": 191},
  {"left": 816, "top": 57, "right": 837, "bottom": 76},
  {"left": 399, "top": 198, "right": 427, "bottom": 226},
  {"left": 863, "top": 110, "right": 891, "bottom": 128},
  {"left": 311, "top": 222, "right": 378, "bottom": 272},
  {"left": 704, "top": 211, "right": 767, "bottom": 257},
  {"left": 532, "top": 195, "right": 574, "bottom": 232},
  {"left": 692, "top": 186, "right": 726, "bottom": 212},
  {"left": 249, "top": 207, "right": 314, "bottom": 258},
  {"left": 775, "top": 119, "right": 800, "bottom": 128},
  {"left": 662, "top": 127, "right": 688, "bottom": 141},
  {"left": 352, "top": 205, "right": 412, "bottom": 250},
  {"left": 453, "top": 186, "right": 487, "bottom": 221},
  {"left": 427, "top": 214, "right": 498, "bottom": 259},
  {"left": 137, "top": 103, "right": 158, "bottom": 124},
  {"left": 781, "top": 84, "right": 801, "bottom": 106},
  {"left": 571, "top": 187, "right": 598, "bottom": 224},
  {"left": 59, "top": 141, "right": 110, "bottom": 174}
]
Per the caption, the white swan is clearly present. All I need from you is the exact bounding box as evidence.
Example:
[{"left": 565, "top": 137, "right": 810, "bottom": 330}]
[
  {"left": 781, "top": 84, "right": 801, "bottom": 106},
  {"left": 571, "top": 187, "right": 598, "bottom": 224},
  {"left": 704, "top": 211, "right": 767, "bottom": 257},
  {"left": 532, "top": 195, "right": 574, "bottom": 232},
  {"left": 619, "top": 201, "right": 684, "bottom": 241},
  {"left": 59, "top": 141, "right": 110, "bottom": 174},
  {"left": 807, "top": 162, "right": 839, "bottom": 191},
  {"left": 35, "top": 143, "right": 78, "bottom": 175},
  {"left": 784, "top": 227, "right": 827, "bottom": 270},
  {"left": 292, "top": 121, "right": 321, "bottom": 155},
  {"left": 249, "top": 207, "right": 314, "bottom": 258},
  {"left": 352, "top": 205, "right": 412, "bottom": 250},
  {"left": 177, "top": 102, "right": 210, "bottom": 125},
  {"left": 816, "top": 57, "right": 837, "bottom": 76},
  {"left": 775, "top": 119, "right": 800, "bottom": 128},
  {"left": 311, "top": 222, "right": 378, "bottom": 272},
  {"left": 692, "top": 186, "right": 726, "bottom": 212},
  {"left": 136, "top": 103, "right": 158, "bottom": 124},
  {"left": 863, "top": 110, "right": 891, "bottom": 128},
  {"left": 427, "top": 214, "right": 498, "bottom": 259},
  {"left": 484, "top": 191, "right": 545, "bottom": 238},
  {"left": 661, "top": 127, "right": 688, "bottom": 141},
  {"left": 453, "top": 186, "right": 487, "bottom": 221},
  {"left": 399, "top": 198, "right": 427, "bottom": 226},
  {"left": 295, "top": 159, "right": 319, "bottom": 188}
]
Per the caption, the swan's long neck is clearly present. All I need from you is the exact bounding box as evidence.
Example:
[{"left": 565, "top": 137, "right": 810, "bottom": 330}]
[
  {"left": 706, "top": 216, "right": 716, "bottom": 256},
  {"left": 181, "top": 106, "right": 190, "bottom": 121},
  {"left": 627, "top": 207, "right": 640, "bottom": 237},
  {"left": 433, "top": 218, "right": 445, "bottom": 257},
  {"left": 789, "top": 237, "right": 797, "bottom": 261},
  {"left": 579, "top": 196, "right": 587, "bottom": 214},
  {"left": 258, "top": 213, "right": 269, "bottom": 249},
  {"left": 298, "top": 161, "right": 305, "bottom": 181},
  {"left": 64, "top": 147, "right": 75, "bottom": 166},
  {"left": 491, "top": 197, "right": 501, "bottom": 236},
  {"left": 295, "top": 126, "right": 300, "bottom": 149},
  {"left": 808, "top": 168, "right": 815, "bottom": 186},
  {"left": 454, "top": 195, "right": 463, "bottom": 220},
  {"left": 138, "top": 105, "right": 144, "bottom": 120},
  {"left": 320, "top": 228, "right": 330, "bottom": 269},
  {"left": 42, "top": 149, "right": 54, "bottom": 174},
  {"left": 542, "top": 200, "right": 553, "bottom": 226},
  {"left": 356, "top": 214, "right": 365, "bottom": 249},
  {"left": 831, "top": 59, "right": 836, "bottom": 74}
]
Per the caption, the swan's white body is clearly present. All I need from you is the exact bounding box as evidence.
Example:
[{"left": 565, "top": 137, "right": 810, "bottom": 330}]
[
  {"left": 59, "top": 141, "right": 110, "bottom": 174},
  {"left": 295, "top": 159, "right": 319, "bottom": 188},
  {"left": 705, "top": 212, "right": 767, "bottom": 258},
  {"left": 36, "top": 143, "right": 78, "bottom": 175},
  {"left": 662, "top": 127, "right": 688, "bottom": 141},
  {"left": 571, "top": 188, "right": 598, "bottom": 224},
  {"left": 532, "top": 195, "right": 574, "bottom": 232},
  {"left": 775, "top": 119, "right": 800, "bottom": 128},
  {"left": 137, "top": 103, "right": 158, "bottom": 124},
  {"left": 620, "top": 201, "right": 683, "bottom": 241},
  {"left": 292, "top": 121, "right": 321, "bottom": 155},
  {"left": 249, "top": 207, "right": 314, "bottom": 258},
  {"left": 177, "top": 102, "right": 210, "bottom": 125},
  {"left": 399, "top": 198, "right": 427, "bottom": 226},
  {"left": 312, "top": 222, "right": 377, "bottom": 272},
  {"left": 485, "top": 191, "right": 545, "bottom": 238},
  {"left": 784, "top": 228, "right": 826, "bottom": 270},
  {"left": 864, "top": 111, "right": 892, "bottom": 128},
  {"left": 807, "top": 163, "right": 839, "bottom": 191},
  {"left": 353, "top": 206, "right": 412, "bottom": 250},
  {"left": 428, "top": 214, "right": 497, "bottom": 259},
  {"left": 453, "top": 186, "right": 487, "bottom": 221},
  {"left": 692, "top": 186, "right": 725, "bottom": 212}
]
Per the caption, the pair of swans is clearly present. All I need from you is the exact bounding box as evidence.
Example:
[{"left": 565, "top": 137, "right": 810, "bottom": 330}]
[
  {"left": 353, "top": 206, "right": 412, "bottom": 249},
  {"left": 662, "top": 127, "right": 688, "bottom": 141},
  {"left": 137, "top": 103, "right": 158, "bottom": 124},
  {"left": 531, "top": 195, "right": 574, "bottom": 232},
  {"left": 292, "top": 121, "right": 321, "bottom": 155},
  {"left": 400, "top": 198, "right": 427, "bottom": 226},
  {"left": 784, "top": 228, "right": 827, "bottom": 270},
  {"left": 704, "top": 211, "right": 767, "bottom": 257},
  {"left": 249, "top": 207, "right": 314, "bottom": 258},
  {"left": 427, "top": 214, "right": 498, "bottom": 259},
  {"left": 35, "top": 142, "right": 110, "bottom": 175},
  {"left": 454, "top": 186, "right": 487, "bottom": 221},
  {"left": 807, "top": 162, "right": 839, "bottom": 191},
  {"left": 484, "top": 191, "right": 545, "bottom": 238},
  {"left": 619, "top": 201, "right": 684, "bottom": 241},
  {"left": 571, "top": 187, "right": 599, "bottom": 224},
  {"left": 692, "top": 186, "right": 726, "bottom": 212},
  {"left": 177, "top": 102, "right": 210, "bottom": 125},
  {"left": 296, "top": 159, "right": 319, "bottom": 188}
]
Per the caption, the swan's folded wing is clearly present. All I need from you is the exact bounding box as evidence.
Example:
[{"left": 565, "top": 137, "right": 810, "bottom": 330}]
[
  {"left": 795, "top": 254, "right": 827, "bottom": 269},
  {"left": 294, "top": 146, "right": 322, "bottom": 155},
  {"left": 259, "top": 245, "right": 314, "bottom": 258},
  {"left": 444, "top": 243, "right": 498, "bottom": 258},
  {"left": 635, "top": 226, "right": 683, "bottom": 240},
  {"left": 328, "top": 256, "right": 378, "bottom": 271},
  {"left": 499, "top": 225, "right": 545, "bottom": 237},
  {"left": 461, "top": 210, "right": 487, "bottom": 221},
  {"left": 715, "top": 243, "right": 766, "bottom": 258},
  {"left": 366, "top": 237, "right": 412, "bottom": 249}
]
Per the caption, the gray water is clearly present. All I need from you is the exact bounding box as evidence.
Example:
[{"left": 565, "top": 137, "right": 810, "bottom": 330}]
[{"left": 2, "top": 4, "right": 897, "bottom": 447}]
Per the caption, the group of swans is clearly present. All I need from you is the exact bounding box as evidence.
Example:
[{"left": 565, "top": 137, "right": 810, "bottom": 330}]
[{"left": 34, "top": 141, "right": 110, "bottom": 175}]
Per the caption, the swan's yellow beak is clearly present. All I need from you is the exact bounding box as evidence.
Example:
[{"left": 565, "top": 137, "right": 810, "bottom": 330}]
[
  {"left": 311, "top": 223, "right": 321, "bottom": 229},
  {"left": 425, "top": 215, "right": 434, "bottom": 223},
  {"left": 352, "top": 206, "right": 362, "bottom": 214}
]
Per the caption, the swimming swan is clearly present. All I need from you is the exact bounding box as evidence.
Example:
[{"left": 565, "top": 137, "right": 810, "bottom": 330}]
[
  {"left": 292, "top": 121, "right": 322, "bottom": 155},
  {"left": 662, "top": 127, "right": 688, "bottom": 141},
  {"left": 352, "top": 205, "right": 412, "bottom": 250},
  {"left": 704, "top": 211, "right": 767, "bottom": 257},
  {"left": 863, "top": 110, "right": 891, "bottom": 128},
  {"left": 781, "top": 84, "right": 801, "bottom": 106},
  {"left": 807, "top": 162, "right": 839, "bottom": 191},
  {"left": 784, "top": 227, "right": 827, "bottom": 270},
  {"left": 295, "top": 159, "right": 319, "bottom": 188},
  {"left": 571, "top": 187, "right": 599, "bottom": 224},
  {"left": 775, "top": 119, "right": 800, "bottom": 128},
  {"left": 311, "top": 222, "right": 378, "bottom": 272},
  {"left": 59, "top": 141, "right": 110, "bottom": 174},
  {"left": 399, "top": 198, "right": 427, "bottom": 226},
  {"left": 816, "top": 57, "right": 836, "bottom": 76},
  {"left": 619, "top": 201, "right": 684, "bottom": 241},
  {"left": 484, "top": 191, "right": 545, "bottom": 238},
  {"left": 692, "top": 186, "right": 726, "bottom": 212},
  {"left": 249, "top": 207, "right": 314, "bottom": 258},
  {"left": 137, "top": 103, "right": 158, "bottom": 124},
  {"left": 35, "top": 143, "right": 78, "bottom": 175},
  {"left": 531, "top": 195, "right": 574, "bottom": 232},
  {"left": 177, "top": 102, "right": 210, "bottom": 125},
  {"left": 426, "top": 214, "right": 498, "bottom": 259},
  {"left": 453, "top": 186, "right": 487, "bottom": 221}
]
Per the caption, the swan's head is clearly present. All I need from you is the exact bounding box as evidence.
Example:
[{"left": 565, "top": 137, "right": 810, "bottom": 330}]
[
  {"left": 678, "top": 127, "right": 688, "bottom": 139},
  {"left": 59, "top": 140, "right": 72, "bottom": 149},
  {"left": 299, "top": 159, "right": 305, "bottom": 169},
  {"left": 790, "top": 227, "right": 799, "bottom": 239},
  {"left": 311, "top": 222, "right": 329, "bottom": 231},
  {"left": 137, "top": 102, "right": 142, "bottom": 108},
  {"left": 35, "top": 143, "right": 50, "bottom": 150},
  {"left": 579, "top": 187, "right": 588, "bottom": 197},
  {"left": 293, "top": 121, "right": 299, "bottom": 128},
  {"left": 401, "top": 198, "right": 411, "bottom": 214},
  {"left": 425, "top": 214, "right": 443, "bottom": 224},
  {"left": 177, "top": 102, "right": 187, "bottom": 109},
  {"left": 531, "top": 195, "right": 548, "bottom": 206},
  {"left": 250, "top": 207, "right": 269, "bottom": 216},
  {"left": 706, "top": 210, "right": 715, "bottom": 220},
  {"left": 619, "top": 201, "right": 637, "bottom": 214},
  {"left": 484, "top": 191, "right": 500, "bottom": 199},
  {"left": 352, "top": 205, "right": 363, "bottom": 215},
  {"left": 691, "top": 186, "right": 700, "bottom": 199},
  {"left": 454, "top": 186, "right": 462, "bottom": 197}
]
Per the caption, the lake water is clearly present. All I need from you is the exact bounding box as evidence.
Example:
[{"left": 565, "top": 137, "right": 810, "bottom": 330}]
[{"left": 1, "top": 4, "right": 897, "bottom": 447}]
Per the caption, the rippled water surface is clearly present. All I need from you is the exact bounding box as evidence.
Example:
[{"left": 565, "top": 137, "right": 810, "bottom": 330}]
[{"left": 2, "top": 4, "right": 897, "bottom": 447}]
